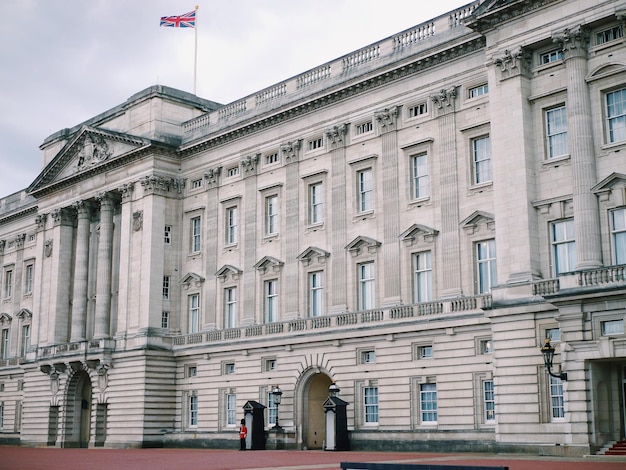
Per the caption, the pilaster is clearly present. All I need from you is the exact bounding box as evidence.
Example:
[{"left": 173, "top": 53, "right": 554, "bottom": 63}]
[
  {"left": 203, "top": 166, "right": 221, "bottom": 330},
  {"left": 242, "top": 154, "right": 259, "bottom": 325},
  {"left": 70, "top": 200, "right": 92, "bottom": 342},
  {"left": 282, "top": 140, "right": 302, "bottom": 319}
]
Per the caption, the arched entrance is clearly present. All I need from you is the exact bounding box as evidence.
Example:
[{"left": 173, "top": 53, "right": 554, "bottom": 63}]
[
  {"left": 63, "top": 370, "right": 92, "bottom": 448},
  {"left": 301, "top": 372, "right": 332, "bottom": 449}
]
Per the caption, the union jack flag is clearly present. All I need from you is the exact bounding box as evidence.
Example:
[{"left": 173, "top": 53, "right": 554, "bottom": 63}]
[{"left": 160, "top": 10, "right": 196, "bottom": 28}]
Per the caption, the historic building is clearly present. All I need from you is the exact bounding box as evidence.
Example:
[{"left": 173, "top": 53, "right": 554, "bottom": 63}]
[{"left": 0, "top": 0, "right": 625, "bottom": 455}]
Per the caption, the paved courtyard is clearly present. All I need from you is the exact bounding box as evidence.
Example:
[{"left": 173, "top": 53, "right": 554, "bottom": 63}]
[{"left": 0, "top": 447, "right": 624, "bottom": 470}]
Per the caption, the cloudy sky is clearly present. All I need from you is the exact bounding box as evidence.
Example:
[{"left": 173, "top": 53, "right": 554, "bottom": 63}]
[{"left": 0, "top": 0, "right": 469, "bottom": 199}]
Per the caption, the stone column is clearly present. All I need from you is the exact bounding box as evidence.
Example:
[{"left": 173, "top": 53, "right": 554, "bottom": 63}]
[
  {"left": 282, "top": 140, "right": 302, "bottom": 319},
  {"left": 94, "top": 192, "right": 114, "bottom": 339},
  {"left": 430, "top": 87, "right": 463, "bottom": 297},
  {"left": 203, "top": 167, "right": 221, "bottom": 330},
  {"left": 48, "top": 207, "right": 74, "bottom": 344},
  {"left": 553, "top": 26, "right": 602, "bottom": 270},
  {"left": 374, "top": 107, "right": 402, "bottom": 306},
  {"left": 242, "top": 154, "right": 259, "bottom": 325},
  {"left": 70, "top": 200, "right": 91, "bottom": 342}
]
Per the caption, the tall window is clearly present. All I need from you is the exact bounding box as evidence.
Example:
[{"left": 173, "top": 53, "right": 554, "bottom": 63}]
[
  {"left": 420, "top": 383, "right": 437, "bottom": 423},
  {"left": 364, "top": 386, "right": 379, "bottom": 424},
  {"left": 264, "top": 280, "right": 278, "bottom": 323},
  {"left": 224, "top": 287, "right": 238, "bottom": 328},
  {"left": 162, "top": 276, "right": 170, "bottom": 300},
  {"left": 226, "top": 207, "right": 238, "bottom": 245},
  {"left": 164, "top": 225, "right": 172, "bottom": 244},
  {"left": 549, "top": 376, "right": 564, "bottom": 420},
  {"left": 4, "top": 270, "right": 13, "bottom": 299},
  {"left": 191, "top": 216, "right": 201, "bottom": 253},
  {"left": 606, "top": 88, "right": 626, "bottom": 143},
  {"left": 552, "top": 219, "right": 576, "bottom": 274},
  {"left": 20, "top": 325, "right": 30, "bottom": 357},
  {"left": 226, "top": 393, "right": 237, "bottom": 426},
  {"left": 411, "top": 153, "right": 429, "bottom": 199},
  {"left": 476, "top": 240, "right": 497, "bottom": 293},
  {"left": 309, "top": 183, "right": 324, "bottom": 225},
  {"left": 545, "top": 106, "right": 568, "bottom": 159},
  {"left": 189, "top": 394, "right": 198, "bottom": 427},
  {"left": 23, "top": 263, "right": 34, "bottom": 295},
  {"left": 472, "top": 135, "right": 491, "bottom": 184},
  {"left": 267, "top": 391, "right": 278, "bottom": 425},
  {"left": 611, "top": 208, "right": 626, "bottom": 265},
  {"left": 161, "top": 311, "right": 170, "bottom": 329},
  {"left": 358, "top": 169, "right": 373, "bottom": 212},
  {"left": 265, "top": 195, "right": 279, "bottom": 235},
  {"left": 358, "top": 262, "right": 375, "bottom": 310},
  {"left": 308, "top": 271, "right": 324, "bottom": 317},
  {"left": 189, "top": 294, "right": 200, "bottom": 333},
  {"left": 413, "top": 251, "right": 432, "bottom": 302},
  {"left": 483, "top": 380, "right": 495, "bottom": 423},
  {"left": 1, "top": 329, "right": 8, "bottom": 359}
]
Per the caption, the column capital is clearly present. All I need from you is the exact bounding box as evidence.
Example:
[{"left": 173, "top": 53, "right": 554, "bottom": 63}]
[
  {"left": 430, "top": 87, "right": 457, "bottom": 116},
  {"left": 35, "top": 213, "right": 48, "bottom": 232},
  {"left": 325, "top": 124, "right": 349, "bottom": 149},
  {"left": 73, "top": 200, "right": 93, "bottom": 217},
  {"left": 281, "top": 140, "right": 301, "bottom": 163},
  {"left": 492, "top": 47, "right": 531, "bottom": 80},
  {"left": 552, "top": 25, "right": 589, "bottom": 60},
  {"left": 117, "top": 182, "right": 135, "bottom": 202},
  {"left": 50, "top": 207, "right": 74, "bottom": 226},
  {"left": 241, "top": 153, "right": 260, "bottom": 177},
  {"left": 374, "top": 106, "right": 400, "bottom": 132},
  {"left": 203, "top": 166, "right": 221, "bottom": 189}
]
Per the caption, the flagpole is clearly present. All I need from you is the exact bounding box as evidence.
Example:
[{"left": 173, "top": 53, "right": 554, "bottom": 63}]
[{"left": 194, "top": 5, "right": 199, "bottom": 95}]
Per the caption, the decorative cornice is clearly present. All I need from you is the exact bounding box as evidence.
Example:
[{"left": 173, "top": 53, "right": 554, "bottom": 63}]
[{"left": 466, "top": 0, "right": 560, "bottom": 33}]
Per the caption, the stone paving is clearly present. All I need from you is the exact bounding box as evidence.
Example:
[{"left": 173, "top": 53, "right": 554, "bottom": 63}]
[{"left": 0, "top": 447, "right": 625, "bottom": 470}]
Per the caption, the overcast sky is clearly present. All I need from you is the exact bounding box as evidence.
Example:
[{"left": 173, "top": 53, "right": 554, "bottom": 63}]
[{"left": 0, "top": 0, "right": 468, "bottom": 199}]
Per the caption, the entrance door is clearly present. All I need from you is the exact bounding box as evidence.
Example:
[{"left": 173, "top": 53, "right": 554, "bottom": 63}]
[
  {"left": 63, "top": 371, "right": 92, "bottom": 448},
  {"left": 622, "top": 365, "right": 626, "bottom": 440},
  {"left": 305, "top": 374, "right": 332, "bottom": 449}
]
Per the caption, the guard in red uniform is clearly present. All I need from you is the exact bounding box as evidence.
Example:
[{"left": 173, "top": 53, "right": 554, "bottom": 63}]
[{"left": 239, "top": 419, "right": 248, "bottom": 450}]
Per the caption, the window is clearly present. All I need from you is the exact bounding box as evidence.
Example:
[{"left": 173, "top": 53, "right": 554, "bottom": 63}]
[
  {"left": 264, "top": 358, "right": 277, "bottom": 372},
  {"left": 224, "top": 363, "right": 235, "bottom": 375},
  {"left": 308, "top": 183, "right": 324, "bottom": 225},
  {"left": 472, "top": 135, "right": 491, "bottom": 184},
  {"left": 189, "top": 393, "right": 198, "bottom": 427},
  {"left": 408, "top": 102, "right": 428, "bottom": 118},
  {"left": 307, "top": 136, "right": 324, "bottom": 151},
  {"left": 418, "top": 345, "right": 433, "bottom": 359},
  {"left": 226, "top": 393, "right": 237, "bottom": 426},
  {"left": 267, "top": 391, "right": 278, "bottom": 425},
  {"left": 20, "top": 325, "right": 29, "bottom": 357},
  {"left": 601, "top": 319, "right": 624, "bottom": 336},
  {"left": 265, "top": 195, "right": 279, "bottom": 235},
  {"left": 596, "top": 25, "right": 623, "bottom": 45},
  {"left": 355, "top": 121, "right": 373, "bottom": 135},
  {"left": 361, "top": 350, "right": 376, "bottom": 364},
  {"left": 358, "top": 262, "right": 375, "bottom": 310},
  {"left": 191, "top": 178, "right": 203, "bottom": 189},
  {"left": 546, "top": 328, "right": 561, "bottom": 342},
  {"left": 364, "top": 386, "right": 379, "bottom": 424},
  {"left": 162, "top": 276, "right": 170, "bottom": 300},
  {"left": 476, "top": 240, "right": 497, "bottom": 293},
  {"left": 187, "top": 366, "right": 197, "bottom": 377},
  {"left": 606, "top": 88, "right": 626, "bottom": 144},
  {"left": 4, "top": 269, "right": 13, "bottom": 298},
  {"left": 189, "top": 294, "right": 200, "bottom": 333},
  {"left": 264, "top": 279, "right": 278, "bottom": 323},
  {"left": 545, "top": 106, "right": 568, "bottom": 159},
  {"left": 226, "top": 206, "right": 238, "bottom": 245},
  {"left": 483, "top": 380, "right": 495, "bottom": 423},
  {"left": 191, "top": 216, "right": 201, "bottom": 253},
  {"left": 161, "top": 311, "right": 170, "bottom": 329},
  {"left": 227, "top": 166, "right": 239, "bottom": 177},
  {"left": 224, "top": 287, "right": 238, "bottom": 328},
  {"left": 479, "top": 339, "right": 493, "bottom": 354},
  {"left": 265, "top": 152, "right": 279, "bottom": 165},
  {"left": 358, "top": 169, "right": 373, "bottom": 212},
  {"left": 420, "top": 383, "right": 437, "bottom": 423},
  {"left": 549, "top": 376, "right": 564, "bottom": 420},
  {"left": 164, "top": 225, "right": 172, "bottom": 244},
  {"left": 1, "top": 329, "right": 8, "bottom": 359},
  {"left": 469, "top": 84, "right": 488, "bottom": 98},
  {"left": 552, "top": 219, "right": 576, "bottom": 275},
  {"left": 411, "top": 153, "right": 429, "bottom": 199},
  {"left": 308, "top": 271, "right": 324, "bottom": 317},
  {"left": 23, "top": 263, "right": 33, "bottom": 295},
  {"left": 412, "top": 251, "right": 432, "bottom": 302},
  {"left": 611, "top": 209, "right": 626, "bottom": 265},
  {"left": 0, "top": 402, "right": 3, "bottom": 429},
  {"left": 540, "top": 49, "right": 563, "bottom": 65}
]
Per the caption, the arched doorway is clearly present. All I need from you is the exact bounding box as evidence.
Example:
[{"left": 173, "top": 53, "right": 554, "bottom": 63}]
[
  {"left": 302, "top": 372, "right": 332, "bottom": 449},
  {"left": 63, "top": 371, "right": 92, "bottom": 448}
]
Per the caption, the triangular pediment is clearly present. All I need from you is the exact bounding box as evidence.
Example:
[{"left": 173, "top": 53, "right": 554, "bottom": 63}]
[
  {"left": 16, "top": 309, "right": 32, "bottom": 321},
  {"left": 28, "top": 126, "right": 150, "bottom": 195},
  {"left": 592, "top": 172, "right": 626, "bottom": 193},
  {"left": 253, "top": 256, "right": 284, "bottom": 273},
  {"left": 215, "top": 264, "right": 243, "bottom": 281},
  {"left": 399, "top": 224, "right": 439, "bottom": 246},
  {"left": 180, "top": 272, "right": 205, "bottom": 288},
  {"left": 345, "top": 236, "right": 381, "bottom": 256},
  {"left": 0, "top": 313, "right": 12, "bottom": 325},
  {"left": 466, "top": 0, "right": 557, "bottom": 32},
  {"left": 297, "top": 247, "right": 330, "bottom": 265},
  {"left": 460, "top": 210, "right": 495, "bottom": 234}
]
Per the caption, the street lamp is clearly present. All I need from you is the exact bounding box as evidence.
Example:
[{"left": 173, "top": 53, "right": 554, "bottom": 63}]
[
  {"left": 328, "top": 382, "right": 340, "bottom": 397},
  {"left": 540, "top": 338, "right": 567, "bottom": 381},
  {"left": 271, "top": 385, "right": 283, "bottom": 429}
]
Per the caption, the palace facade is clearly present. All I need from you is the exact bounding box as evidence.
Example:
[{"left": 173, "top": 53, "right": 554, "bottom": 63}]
[{"left": 1, "top": 0, "right": 625, "bottom": 455}]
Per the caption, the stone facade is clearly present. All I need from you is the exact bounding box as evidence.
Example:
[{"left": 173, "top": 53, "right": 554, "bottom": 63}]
[{"left": 0, "top": 0, "right": 625, "bottom": 455}]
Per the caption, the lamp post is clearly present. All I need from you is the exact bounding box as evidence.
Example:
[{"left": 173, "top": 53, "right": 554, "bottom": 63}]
[
  {"left": 271, "top": 385, "right": 283, "bottom": 429},
  {"left": 540, "top": 338, "right": 568, "bottom": 381}
]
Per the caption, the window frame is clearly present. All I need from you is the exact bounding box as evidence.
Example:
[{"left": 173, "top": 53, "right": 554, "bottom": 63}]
[
  {"left": 164, "top": 225, "right": 172, "bottom": 245},
  {"left": 357, "top": 262, "right": 375, "bottom": 311},
  {"left": 225, "top": 206, "right": 238, "bottom": 246},
  {"left": 357, "top": 168, "right": 374, "bottom": 213},
  {"left": 264, "top": 279, "right": 278, "bottom": 323},
  {"left": 308, "top": 182, "right": 324, "bottom": 226},
  {"left": 190, "top": 216, "right": 202, "bottom": 253},
  {"left": 611, "top": 208, "right": 626, "bottom": 265},
  {"left": 412, "top": 251, "right": 432, "bottom": 303},
  {"left": 476, "top": 239, "right": 497, "bottom": 294},
  {"left": 545, "top": 105, "right": 568, "bottom": 159},
  {"left": 364, "top": 385, "right": 379, "bottom": 425},
  {"left": 549, "top": 375, "right": 565, "bottom": 421},
  {"left": 23, "top": 262, "right": 34, "bottom": 295},
  {"left": 468, "top": 83, "right": 489, "bottom": 99},
  {"left": 551, "top": 219, "right": 576, "bottom": 275},
  {"left": 411, "top": 152, "right": 429, "bottom": 200},
  {"left": 188, "top": 393, "right": 198, "bottom": 427},
  {"left": 1, "top": 328, "right": 8, "bottom": 359},
  {"left": 605, "top": 87, "right": 626, "bottom": 144},
  {"left": 483, "top": 379, "right": 495, "bottom": 424},
  {"left": 308, "top": 271, "right": 325, "bottom": 317},
  {"left": 162, "top": 275, "right": 171, "bottom": 300},
  {"left": 419, "top": 383, "right": 438, "bottom": 424},
  {"left": 188, "top": 293, "right": 200, "bottom": 334},
  {"left": 3, "top": 268, "right": 13, "bottom": 299},
  {"left": 265, "top": 194, "right": 279, "bottom": 236},
  {"left": 471, "top": 135, "right": 492, "bottom": 185},
  {"left": 224, "top": 286, "right": 238, "bottom": 329}
]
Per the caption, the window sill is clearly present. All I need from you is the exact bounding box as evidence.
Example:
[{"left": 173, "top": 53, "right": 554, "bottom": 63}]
[
  {"left": 542, "top": 154, "right": 571, "bottom": 168},
  {"left": 354, "top": 210, "right": 375, "bottom": 222},
  {"left": 408, "top": 197, "right": 431, "bottom": 209}
]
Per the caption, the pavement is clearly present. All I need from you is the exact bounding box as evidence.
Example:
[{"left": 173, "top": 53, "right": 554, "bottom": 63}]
[{"left": 0, "top": 447, "right": 625, "bottom": 470}]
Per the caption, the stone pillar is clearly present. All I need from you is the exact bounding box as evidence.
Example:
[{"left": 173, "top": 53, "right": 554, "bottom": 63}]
[
  {"left": 115, "top": 183, "right": 134, "bottom": 337},
  {"left": 242, "top": 155, "right": 259, "bottom": 325},
  {"left": 70, "top": 200, "right": 91, "bottom": 342},
  {"left": 374, "top": 107, "right": 402, "bottom": 306},
  {"left": 48, "top": 207, "right": 74, "bottom": 344},
  {"left": 430, "top": 87, "right": 463, "bottom": 297},
  {"left": 203, "top": 167, "right": 221, "bottom": 330},
  {"left": 94, "top": 192, "right": 114, "bottom": 339},
  {"left": 553, "top": 26, "right": 602, "bottom": 270},
  {"left": 282, "top": 140, "right": 302, "bottom": 319}
]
